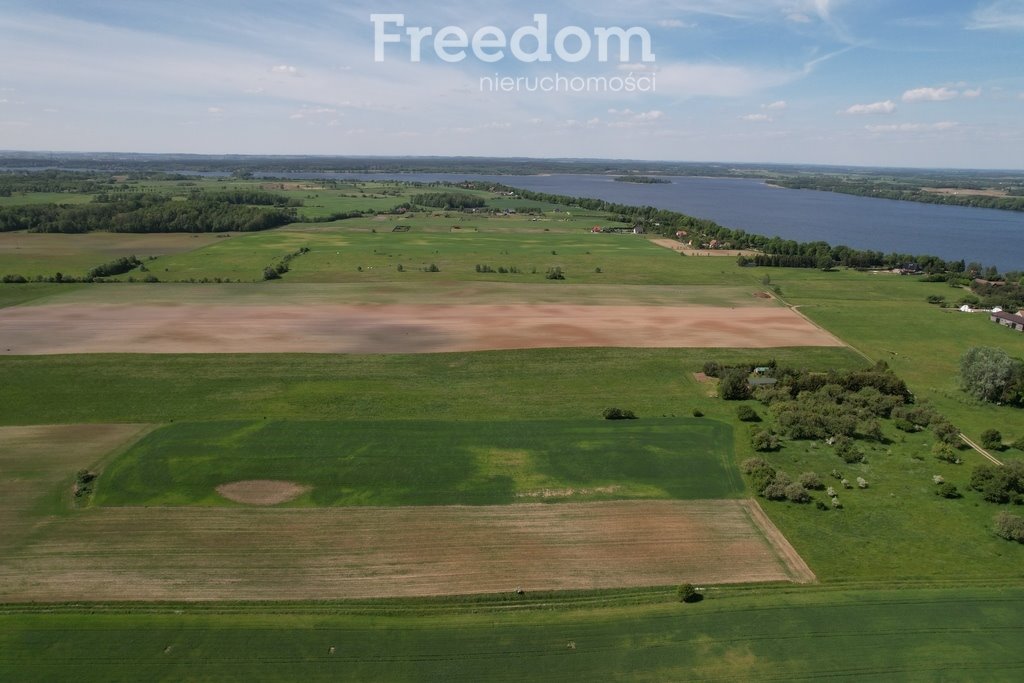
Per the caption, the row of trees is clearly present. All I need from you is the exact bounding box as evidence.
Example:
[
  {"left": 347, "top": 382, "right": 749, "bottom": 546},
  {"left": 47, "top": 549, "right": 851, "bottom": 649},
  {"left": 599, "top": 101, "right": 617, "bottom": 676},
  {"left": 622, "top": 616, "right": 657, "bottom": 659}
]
[{"left": 0, "top": 194, "right": 297, "bottom": 233}]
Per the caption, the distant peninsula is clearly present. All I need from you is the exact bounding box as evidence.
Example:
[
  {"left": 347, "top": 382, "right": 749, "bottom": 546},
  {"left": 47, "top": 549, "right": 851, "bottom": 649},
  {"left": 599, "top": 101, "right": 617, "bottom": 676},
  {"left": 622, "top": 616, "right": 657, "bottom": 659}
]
[{"left": 613, "top": 176, "right": 671, "bottom": 184}]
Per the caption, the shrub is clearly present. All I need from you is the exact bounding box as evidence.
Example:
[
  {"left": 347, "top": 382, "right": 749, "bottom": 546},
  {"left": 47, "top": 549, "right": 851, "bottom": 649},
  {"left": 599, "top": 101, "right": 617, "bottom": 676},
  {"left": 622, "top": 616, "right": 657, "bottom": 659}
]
[
  {"left": 1014, "top": 437, "right": 1024, "bottom": 452},
  {"left": 835, "top": 438, "right": 865, "bottom": 464},
  {"left": 677, "top": 583, "right": 701, "bottom": 603},
  {"left": 736, "top": 405, "right": 761, "bottom": 422},
  {"left": 970, "top": 461, "right": 1024, "bottom": 504},
  {"left": 832, "top": 497, "right": 843, "bottom": 509},
  {"left": 750, "top": 430, "right": 780, "bottom": 452},
  {"left": 784, "top": 483, "right": 811, "bottom": 503},
  {"left": 691, "top": 408, "right": 704, "bottom": 418},
  {"left": 936, "top": 482, "right": 961, "bottom": 498},
  {"left": 830, "top": 469, "right": 843, "bottom": 480},
  {"left": 545, "top": 266, "right": 565, "bottom": 280},
  {"left": 894, "top": 417, "right": 917, "bottom": 433},
  {"left": 933, "top": 443, "right": 962, "bottom": 464},
  {"left": 426, "top": 263, "right": 440, "bottom": 273},
  {"left": 981, "top": 429, "right": 1003, "bottom": 451},
  {"left": 994, "top": 511, "right": 1024, "bottom": 543},
  {"left": 826, "top": 486, "right": 837, "bottom": 497},
  {"left": 719, "top": 370, "right": 752, "bottom": 401},
  {"left": 762, "top": 481, "right": 788, "bottom": 500},
  {"left": 815, "top": 500, "right": 829, "bottom": 511},
  {"left": 602, "top": 407, "right": 637, "bottom": 420},
  {"left": 741, "top": 457, "right": 772, "bottom": 475},
  {"left": 798, "top": 472, "right": 824, "bottom": 490},
  {"left": 856, "top": 477, "right": 869, "bottom": 489},
  {"left": 932, "top": 420, "right": 961, "bottom": 446},
  {"left": 262, "top": 266, "right": 281, "bottom": 281},
  {"left": 702, "top": 361, "right": 721, "bottom": 378}
]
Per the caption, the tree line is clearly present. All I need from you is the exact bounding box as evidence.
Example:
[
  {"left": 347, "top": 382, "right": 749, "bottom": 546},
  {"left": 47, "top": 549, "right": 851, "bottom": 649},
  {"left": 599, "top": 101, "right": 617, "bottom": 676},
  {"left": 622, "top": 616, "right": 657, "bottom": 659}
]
[
  {"left": 772, "top": 178, "right": 1024, "bottom": 212},
  {"left": 0, "top": 193, "right": 297, "bottom": 233}
]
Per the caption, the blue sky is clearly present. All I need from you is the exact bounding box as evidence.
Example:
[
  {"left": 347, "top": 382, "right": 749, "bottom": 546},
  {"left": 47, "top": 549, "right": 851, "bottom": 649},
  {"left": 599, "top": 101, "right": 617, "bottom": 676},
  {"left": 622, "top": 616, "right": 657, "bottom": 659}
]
[{"left": 0, "top": 0, "right": 1022, "bottom": 168}]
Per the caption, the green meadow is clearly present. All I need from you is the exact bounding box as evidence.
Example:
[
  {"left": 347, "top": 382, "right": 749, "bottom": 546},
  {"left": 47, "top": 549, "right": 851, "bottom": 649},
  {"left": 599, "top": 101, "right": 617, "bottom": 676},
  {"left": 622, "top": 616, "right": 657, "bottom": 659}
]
[
  {"left": 96, "top": 418, "right": 741, "bottom": 507},
  {"left": 3, "top": 587, "right": 1023, "bottom": 682}
]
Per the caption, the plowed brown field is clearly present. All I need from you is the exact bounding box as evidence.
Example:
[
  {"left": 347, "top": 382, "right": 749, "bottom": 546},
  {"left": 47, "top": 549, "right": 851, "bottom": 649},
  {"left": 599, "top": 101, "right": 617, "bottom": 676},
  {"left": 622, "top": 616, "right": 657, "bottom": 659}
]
[
  {"left": 0, "top": 303, "right": 843, "bottom": 354},
  {"left": 0, "top": 500, "right": 813, "bottom": 601}
]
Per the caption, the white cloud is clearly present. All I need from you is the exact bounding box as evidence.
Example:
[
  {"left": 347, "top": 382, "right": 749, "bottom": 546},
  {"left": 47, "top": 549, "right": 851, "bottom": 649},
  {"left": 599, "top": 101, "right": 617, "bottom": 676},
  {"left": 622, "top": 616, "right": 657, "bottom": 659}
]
[
  {"left": 207, "top": 106, "right": 224, "bottom": 114},
  {"left": 740, "top": 113, "right": 772, "bottom": 122},
  {"left": 968, "top": 1, "right": 1024, "bottom": 30},
  {"left": 902, "top": 86, "right": 958, "bottom": 102},
  {"left": 842, "top": 100, "right": 896, "bottom": 115},
  {"left": 607, "top": 109, "right": 665, "bottom": 127},
  {"left": 865, "top": 121, "right": 958, "bottom": 133},
  {"left": 762, "top": 100, "right": 787, "bottom": 110},
  {"left": 962, "top": 88, "right": 982, "bottom": 98},
  {"left": 657, "top": 19, "right": 696, "bottom": 28},
  {"left": 786, "top": 12, "right": 812, "bottom": 23},
  {"left": 655, "top": 62, "right": 798, "bottom": 98},
  {"left": 270, "top": 65, "right": 300, "bottom": 76}
]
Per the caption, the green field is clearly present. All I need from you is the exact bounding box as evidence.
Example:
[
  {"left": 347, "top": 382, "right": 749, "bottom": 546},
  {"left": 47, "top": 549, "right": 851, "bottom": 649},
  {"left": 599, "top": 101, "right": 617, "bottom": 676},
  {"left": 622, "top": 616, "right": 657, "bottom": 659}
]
[
  {"left": 0, "top": 347, "right": 865, "bottom": 425},
  {"left": 96, "top": 418, "right": 741, "bottom": 507},
  {"left": 2, "top": 587, "right": 1022, "bottom": 681},
  {"left": 3, "top": 177, "right": 1024, "bottom": 679}
]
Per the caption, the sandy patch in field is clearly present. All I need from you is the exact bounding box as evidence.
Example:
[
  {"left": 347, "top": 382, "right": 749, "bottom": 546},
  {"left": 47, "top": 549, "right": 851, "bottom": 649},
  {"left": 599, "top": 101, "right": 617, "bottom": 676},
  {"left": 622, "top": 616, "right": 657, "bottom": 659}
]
[
  {"left": 0, "top": 500, "right": 814, "bottom": 602},
  {"left": 216, "top": 480, "right": 310, "bottom": 505},
  {"left": 0, "top": 303, "right": 844, "bottom": 354}
]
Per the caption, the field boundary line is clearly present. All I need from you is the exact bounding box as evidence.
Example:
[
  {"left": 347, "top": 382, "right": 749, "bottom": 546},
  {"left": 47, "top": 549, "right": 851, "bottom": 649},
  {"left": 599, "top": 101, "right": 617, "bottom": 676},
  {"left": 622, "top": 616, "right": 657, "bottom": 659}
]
[
  {"left": 741, "top": 499, "right": 816, "bottom": 584},
  {"left": 959, "top": 433, "right": 1003, "bottom": 466},
  {"left": 767, "top": 290, "right": 872, "bottom": 363}
]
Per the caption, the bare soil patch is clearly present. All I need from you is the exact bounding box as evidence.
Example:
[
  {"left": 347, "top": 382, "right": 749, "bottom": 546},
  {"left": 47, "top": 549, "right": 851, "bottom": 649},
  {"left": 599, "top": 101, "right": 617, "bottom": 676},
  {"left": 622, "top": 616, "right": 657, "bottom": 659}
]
[
  {"left": 0, "top": 303, "right": 844, "bottom": 355},
  {"left": 216, "top": 480, "right": 310, "bottom": 505},
  {"left": 0, "top": 499, "right": 813, "bottom": 601}
]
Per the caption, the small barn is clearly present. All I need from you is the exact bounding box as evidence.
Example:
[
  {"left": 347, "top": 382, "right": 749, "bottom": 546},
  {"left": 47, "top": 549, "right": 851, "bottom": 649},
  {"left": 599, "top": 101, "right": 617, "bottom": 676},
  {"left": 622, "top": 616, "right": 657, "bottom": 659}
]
[{"left": 991, "top": 311, "right": 1024, "bottom": 332}]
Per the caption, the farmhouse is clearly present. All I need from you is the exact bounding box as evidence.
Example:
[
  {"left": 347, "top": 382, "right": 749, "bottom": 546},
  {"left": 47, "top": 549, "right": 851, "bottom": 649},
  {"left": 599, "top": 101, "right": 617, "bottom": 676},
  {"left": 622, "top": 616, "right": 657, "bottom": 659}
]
[{"left": 991, "top": 310, "right": 1024, "bottom": 332}]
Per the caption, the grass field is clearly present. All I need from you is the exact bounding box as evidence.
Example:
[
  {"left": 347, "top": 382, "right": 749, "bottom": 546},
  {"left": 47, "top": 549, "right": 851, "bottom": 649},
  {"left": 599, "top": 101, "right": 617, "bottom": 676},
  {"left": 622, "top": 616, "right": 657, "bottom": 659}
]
[
  {"left": 0, "top": 232, "right": 225, "bottom": 279},
  {"left": 96, "top": 418, "right": 741, "bottom": 507},
  {"left": 0, "top": 347, "right": 866, "bottom": 425},
  {"left": 0, "top": 424, "right": 153, "bottom": 553},
  {"left": 763, "top": 267, "right": 1024, "bottom": 443},
  {"left": 2, "top": 587, "right": 1022, "bottom": 681}
]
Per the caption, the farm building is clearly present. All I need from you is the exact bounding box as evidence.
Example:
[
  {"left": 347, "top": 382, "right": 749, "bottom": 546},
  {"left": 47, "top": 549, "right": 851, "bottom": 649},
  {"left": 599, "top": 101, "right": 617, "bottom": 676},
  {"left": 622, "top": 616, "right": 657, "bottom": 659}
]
[{"left": 991, "top": 311, "right": 1024, "bottom": 332}]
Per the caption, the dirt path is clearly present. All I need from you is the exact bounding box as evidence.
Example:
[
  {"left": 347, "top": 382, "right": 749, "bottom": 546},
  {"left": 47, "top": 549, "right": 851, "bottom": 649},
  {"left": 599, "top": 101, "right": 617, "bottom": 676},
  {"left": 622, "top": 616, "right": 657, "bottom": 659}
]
[
  {"left": 742, "top": 500, "right": 816, "bottom": 583},
  {"left": 0, "top": 303, "right": 845, "bottom": 355},
  {"left": 960, "top": 433, "right": 1004, "bottom": 466}
]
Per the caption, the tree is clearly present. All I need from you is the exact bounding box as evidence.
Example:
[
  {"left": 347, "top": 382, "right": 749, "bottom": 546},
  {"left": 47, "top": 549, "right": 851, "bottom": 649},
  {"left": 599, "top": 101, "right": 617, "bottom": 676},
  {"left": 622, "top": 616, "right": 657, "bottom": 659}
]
[
  {"left": 994, "top": 511, "right": 1024, "bottom": 542},
  {"left": 981, "top": 429, "right": 1003, "bottom": 451},
  {"left": 736, "top": 405, "right": 761, "bottom": 422},
  {"left": 960, "top": 347, "right": 1019, "bottom": 403},
  {"left": 677, "top": 583, "right": 701, "bottom": 603},
  {"left": 719, "top": 369, "right": 752, "bottom": 401},
  {"left": 750, "top": 430, "right": 780, "bottom": 452}
]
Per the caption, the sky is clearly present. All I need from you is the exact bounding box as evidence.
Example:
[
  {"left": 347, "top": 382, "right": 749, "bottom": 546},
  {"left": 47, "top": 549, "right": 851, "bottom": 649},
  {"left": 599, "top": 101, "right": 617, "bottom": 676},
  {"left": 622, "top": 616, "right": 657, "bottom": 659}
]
[{"left": 0, "top": 0, "right": 1022, "bottom": 169}]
